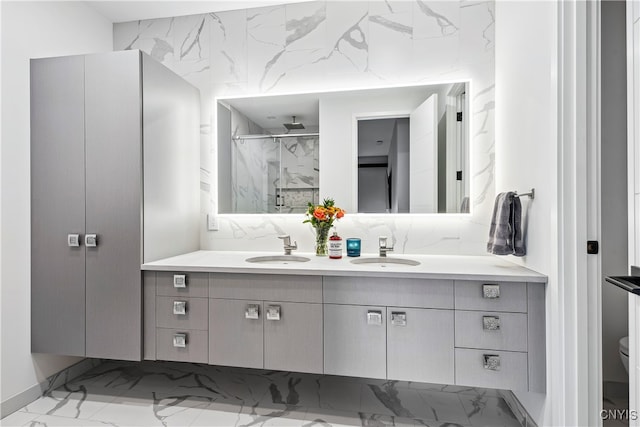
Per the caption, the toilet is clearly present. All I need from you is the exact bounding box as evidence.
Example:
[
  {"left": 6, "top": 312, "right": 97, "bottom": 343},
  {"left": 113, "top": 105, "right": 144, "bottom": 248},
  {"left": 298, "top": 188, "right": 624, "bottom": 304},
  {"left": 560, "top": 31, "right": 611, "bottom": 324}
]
[{"left": 620, "top": 336, "right": 629, "bottom": 374}]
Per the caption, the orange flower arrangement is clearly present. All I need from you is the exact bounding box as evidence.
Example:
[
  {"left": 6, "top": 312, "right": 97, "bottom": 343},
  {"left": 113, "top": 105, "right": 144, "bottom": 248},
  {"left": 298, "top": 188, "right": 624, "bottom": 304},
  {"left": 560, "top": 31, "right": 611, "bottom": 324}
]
[
  {"left": 304, "top": 198, "right": 345, "bottom": 228},
  {"left": 304, "top": 198, "right": 345, "bottom": 256}
]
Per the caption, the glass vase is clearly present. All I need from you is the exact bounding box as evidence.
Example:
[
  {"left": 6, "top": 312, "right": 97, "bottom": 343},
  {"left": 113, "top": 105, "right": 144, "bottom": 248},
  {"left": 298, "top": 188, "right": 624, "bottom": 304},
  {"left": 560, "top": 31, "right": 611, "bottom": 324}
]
[{"left": 315, "top": 223, "right": 331, "bottom": 256}]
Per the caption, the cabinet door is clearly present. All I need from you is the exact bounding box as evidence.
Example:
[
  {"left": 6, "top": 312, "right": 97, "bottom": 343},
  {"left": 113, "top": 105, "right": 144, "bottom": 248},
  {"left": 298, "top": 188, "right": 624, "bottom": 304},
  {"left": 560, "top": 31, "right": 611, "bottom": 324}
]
[
  {"left": 30, "top": 55, "right": 86, "bottom": 356},
  {"left": 264, "top": 302, "right": 323, "bottom": 374},
  {"left": 84, "top": 51, "right": 143, "bottom": 360},
  {"left": 209, "top": 299, "right": 263, "bottom": 369},
  {"left": 324, "top": 304, "right": 386, "bottom": 379},
  {"left": 387, "top": 307, "right": 454, "bottom": 384}
]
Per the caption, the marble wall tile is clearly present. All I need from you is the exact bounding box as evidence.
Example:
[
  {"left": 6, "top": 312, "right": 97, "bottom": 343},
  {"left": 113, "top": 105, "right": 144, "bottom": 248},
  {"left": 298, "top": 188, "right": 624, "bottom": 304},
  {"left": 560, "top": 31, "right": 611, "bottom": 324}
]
[
  {"left": 459, "top": 0, "right": 495, "bottom": 66},
  {"left": 285, "top": 1, "right": 327, "bottom": 51},
  {"left": 113, "top": 0, "right": 496, "bottom": 255},
  {"left": 368, "top": 8, "right": 413, "bottom": 81},
  {"left": 247, "top": 5, "right": 287, "bottom": 92},
  {"left": 324, "top": 1, "right": 370, "bottom": 78},
  {"left": 173, "top": 14, "right": 209, "bottom": 61},
  {"left": 413, "top": 1, "right": 461, "bottom": 39},
  {"left": 210, "top": 10, "right": 248, "bottom": 84},
  {"left": 115, "top": 18, "right": 176, "bottom": 63},
  {"left": 369, "top": 0, "right": 414, "bottom": 16}
]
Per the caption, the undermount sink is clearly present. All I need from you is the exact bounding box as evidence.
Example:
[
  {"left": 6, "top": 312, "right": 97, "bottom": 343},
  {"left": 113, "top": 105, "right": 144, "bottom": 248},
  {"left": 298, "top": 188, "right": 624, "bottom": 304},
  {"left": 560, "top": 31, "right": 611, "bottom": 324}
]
[
  {"left": 245, "top": 255, "right": 311, "bottom": 264},
  {"left": 350, "top": 257, "right": 421, "bottom": 266}
]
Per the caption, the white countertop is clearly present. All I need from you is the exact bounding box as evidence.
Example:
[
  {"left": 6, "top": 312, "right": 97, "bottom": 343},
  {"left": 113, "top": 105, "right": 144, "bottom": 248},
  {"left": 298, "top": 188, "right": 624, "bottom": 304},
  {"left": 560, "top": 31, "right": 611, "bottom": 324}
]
[{"left": 142, "top": 251, "right": 547, "bottom": 283}]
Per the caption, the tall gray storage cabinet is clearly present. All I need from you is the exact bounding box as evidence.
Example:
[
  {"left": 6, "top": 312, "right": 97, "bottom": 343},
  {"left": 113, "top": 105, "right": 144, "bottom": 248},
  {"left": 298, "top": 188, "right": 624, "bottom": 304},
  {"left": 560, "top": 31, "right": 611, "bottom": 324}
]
[{"left": 31, "top": 50, "right": 200, "bottom": 360}]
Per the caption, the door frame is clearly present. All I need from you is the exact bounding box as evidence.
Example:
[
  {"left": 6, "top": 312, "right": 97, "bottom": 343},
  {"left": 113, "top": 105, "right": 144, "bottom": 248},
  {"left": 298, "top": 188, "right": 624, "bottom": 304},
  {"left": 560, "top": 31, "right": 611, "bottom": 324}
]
[
  {"left": 556, "top": 0, "right": 603, "bottom": 425},
  {"left": 352, "top": 111, "right": 411, "bottom": 212}
]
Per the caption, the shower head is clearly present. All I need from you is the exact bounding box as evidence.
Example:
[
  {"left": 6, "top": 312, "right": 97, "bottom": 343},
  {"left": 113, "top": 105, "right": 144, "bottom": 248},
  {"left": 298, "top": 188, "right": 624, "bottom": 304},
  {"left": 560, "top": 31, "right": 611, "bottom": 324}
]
[{"left": 283, "top": 116, "right": 305, "bottom": 131}]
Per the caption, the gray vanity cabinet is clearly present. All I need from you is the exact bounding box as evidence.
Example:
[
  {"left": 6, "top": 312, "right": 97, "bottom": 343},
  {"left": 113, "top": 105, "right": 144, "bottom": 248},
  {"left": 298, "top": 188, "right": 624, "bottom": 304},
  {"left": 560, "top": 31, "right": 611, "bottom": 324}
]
[
  {"left": 263, "top": 302, "right": 323, "bottom": 373},
  {"left": 323, "top": 276, "right": 455, "bottom": 380},
  {"left": 209, "top": 299, "right": 264, "bottom": 369},
  {"left": 31, "top": 51, "right": 200, "bottom": 359},
  {"left": 324, "top": 304, "right": 387, "bottom": 379},
  {"left": 386, "top": 307, "right": 454, "bottom": 384},
  {"left": 209, "top": 273, "right": 323, "bottom": 373}
]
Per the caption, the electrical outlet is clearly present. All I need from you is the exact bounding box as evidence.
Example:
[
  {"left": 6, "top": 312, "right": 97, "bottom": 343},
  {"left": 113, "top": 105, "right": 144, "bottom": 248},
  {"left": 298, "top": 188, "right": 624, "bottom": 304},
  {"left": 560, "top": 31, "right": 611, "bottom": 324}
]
[{"left": 207, "top": 214, "right": 219, "bottom": 231}]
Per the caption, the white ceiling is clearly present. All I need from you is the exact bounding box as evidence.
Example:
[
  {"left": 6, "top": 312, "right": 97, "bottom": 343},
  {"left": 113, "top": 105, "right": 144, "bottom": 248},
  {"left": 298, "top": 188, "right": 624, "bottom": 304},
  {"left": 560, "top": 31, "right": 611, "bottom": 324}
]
[{"left": 84, "top": 0, "right": 313, "bottom": 23}]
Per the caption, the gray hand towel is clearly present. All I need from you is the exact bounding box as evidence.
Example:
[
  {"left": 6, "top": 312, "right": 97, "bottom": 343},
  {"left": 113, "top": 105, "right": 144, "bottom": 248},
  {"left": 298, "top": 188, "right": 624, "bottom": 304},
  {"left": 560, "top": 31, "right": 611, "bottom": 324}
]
[{"left": 487, "top": 192, "right": 526, "bottom": 256}]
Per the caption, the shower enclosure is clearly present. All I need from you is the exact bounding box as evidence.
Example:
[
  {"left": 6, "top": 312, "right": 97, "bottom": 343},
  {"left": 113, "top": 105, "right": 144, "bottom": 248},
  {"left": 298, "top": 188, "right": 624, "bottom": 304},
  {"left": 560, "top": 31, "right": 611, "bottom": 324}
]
[{"left": 230, "top": 134, "right": 319, "bottom": 214}]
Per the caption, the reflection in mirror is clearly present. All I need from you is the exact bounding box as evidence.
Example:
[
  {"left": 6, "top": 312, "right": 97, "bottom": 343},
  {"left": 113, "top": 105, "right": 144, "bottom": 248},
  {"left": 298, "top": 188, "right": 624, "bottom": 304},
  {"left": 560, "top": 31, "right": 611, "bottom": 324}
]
[
  {"left": 357, "top": 82, "right": 469, "bottom": 213},
  {"left": 217, "top": 81, "right": 470, "bottom": 215},
  {"left": 230, "top": 135, "right": 319, "bottom": 213},
  {"left": 217, "top": 96, "right": 320, "bottom": 214}
]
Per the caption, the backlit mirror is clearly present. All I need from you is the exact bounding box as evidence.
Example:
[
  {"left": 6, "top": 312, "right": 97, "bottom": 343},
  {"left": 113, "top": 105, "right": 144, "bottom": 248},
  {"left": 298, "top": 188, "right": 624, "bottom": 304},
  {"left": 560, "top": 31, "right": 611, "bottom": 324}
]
[{"left": 217, "top": 82, "right": 470, "bottom": 214}]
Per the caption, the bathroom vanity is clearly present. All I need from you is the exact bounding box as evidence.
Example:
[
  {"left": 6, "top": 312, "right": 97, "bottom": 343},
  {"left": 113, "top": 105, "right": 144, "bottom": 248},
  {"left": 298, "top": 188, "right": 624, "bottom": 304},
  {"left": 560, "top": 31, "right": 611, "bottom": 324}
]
[{"left": 142, "top": 251, "right": 546, "bottom": 393}]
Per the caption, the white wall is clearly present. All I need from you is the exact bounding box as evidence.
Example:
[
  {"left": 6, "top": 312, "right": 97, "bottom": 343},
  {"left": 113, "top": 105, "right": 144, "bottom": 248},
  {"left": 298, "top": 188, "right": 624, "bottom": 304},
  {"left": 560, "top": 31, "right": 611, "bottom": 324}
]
[
  {"left": 495, "top": 1, "right": 557, "bottom": 425},
  {"left": 0, "top": 0, "right": 113, "bottom": 408}
]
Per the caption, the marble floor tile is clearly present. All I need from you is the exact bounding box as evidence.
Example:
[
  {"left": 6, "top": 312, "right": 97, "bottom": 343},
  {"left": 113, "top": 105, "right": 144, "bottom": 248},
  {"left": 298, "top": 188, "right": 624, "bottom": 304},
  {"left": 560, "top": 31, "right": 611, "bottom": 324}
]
[
  {"left": 459, "top": 394, "right": 521, "bottom": 427},
  {"left": 1, "top": 360, "right": 524, "bottom": 427},
  {"left": 317, "top": 379, "right": 363, "bottom": 412},
  {"left": 24, "top": 414, "right": 112, "bottom": 426},
  {"left": 21, "top": 387, "right": 117, "bottom": 420},
  {"left": 0, "top": 410, "right": 39, "bottom": 426}
]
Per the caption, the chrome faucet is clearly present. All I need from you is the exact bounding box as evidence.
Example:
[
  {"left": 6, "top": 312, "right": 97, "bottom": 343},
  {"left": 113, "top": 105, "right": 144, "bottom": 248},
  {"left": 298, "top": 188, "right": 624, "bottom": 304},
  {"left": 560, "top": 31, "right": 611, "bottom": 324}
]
[
  {"left": 378, "top": 236, "right": 394, "bottom": 257},
  {"left": 278, "top": 235, "right": 298, "bottom": 255}
]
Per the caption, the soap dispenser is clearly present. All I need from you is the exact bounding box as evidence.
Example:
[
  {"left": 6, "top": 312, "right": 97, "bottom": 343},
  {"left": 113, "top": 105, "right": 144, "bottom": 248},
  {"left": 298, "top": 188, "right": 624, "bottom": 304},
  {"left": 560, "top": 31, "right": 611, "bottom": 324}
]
[{"left": 329, "top": 230, "right": 343, "bottom": 259}]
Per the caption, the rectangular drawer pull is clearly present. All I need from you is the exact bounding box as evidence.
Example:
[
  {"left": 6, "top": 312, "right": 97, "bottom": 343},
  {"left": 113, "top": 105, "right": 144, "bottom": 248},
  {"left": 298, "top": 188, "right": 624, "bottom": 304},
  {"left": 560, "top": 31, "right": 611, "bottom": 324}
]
[
  {"left": 173, "top": 301, "right": 187, "bottom": 315},
  {"left": 245, "top": 304, "right": 260, "bottom": 320},
  {"left": 173, "top": 274, "right": 187, "bottom": 288},
  {"left": 482, "top": 284, "right": 500, "bottom": 299},
  {"left": 482, "top": 315, "right": 500, "bottom": 330},
  {"left": 67, "top": 234, "right": 80, "bottom": 247},
  {"left": 173, "top": 333, "right": 187, "bottom": 348},
  {"left": 483, "top": 354, "right": 501, "bottom": 371},
  {"left": 367, "top": 310, "right": 383, "bottom": 325},
  {"left": 85, "top": 234, "right": 98, "bottom": 248},
  {"left": 266, "top": 305, "right": 281, "bottom": 321},
  {"left": 391, "top": 311, "right": 407, "bottom": 326}
]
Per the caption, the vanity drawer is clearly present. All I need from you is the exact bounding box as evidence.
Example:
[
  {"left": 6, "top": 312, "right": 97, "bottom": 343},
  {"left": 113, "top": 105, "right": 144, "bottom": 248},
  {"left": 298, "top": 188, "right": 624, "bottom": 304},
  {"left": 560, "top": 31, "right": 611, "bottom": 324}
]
[
  {"left": 156, "top": 272, "right": 208, "bottom": 298},
  {"left": 156, "top": 328, "right": 208, "bottom": 363},
  {"left": 454, "top": 281, "right": 527, "bottom": 313},
  {"left": 156, "top": 296, "right": 208, "bottom": 330},
  {"left": 210, "top": 273, "right": 322, "bottom": 303},
  {"left": 455, "top": 348, "right": 528, "bottom": 391},
  {"left": 455, "top": 311, "right": 528, "bottom": 352},
  {"left": 323, "top": 277, "right": 453, "bottom": 309}
]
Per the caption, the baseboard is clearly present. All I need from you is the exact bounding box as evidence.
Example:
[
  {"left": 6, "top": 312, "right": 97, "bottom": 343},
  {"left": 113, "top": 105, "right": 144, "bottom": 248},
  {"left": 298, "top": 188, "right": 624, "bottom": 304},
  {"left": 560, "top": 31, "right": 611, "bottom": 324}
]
[{"left": 0, "top": 358, "right": 102, "bottom": 419}]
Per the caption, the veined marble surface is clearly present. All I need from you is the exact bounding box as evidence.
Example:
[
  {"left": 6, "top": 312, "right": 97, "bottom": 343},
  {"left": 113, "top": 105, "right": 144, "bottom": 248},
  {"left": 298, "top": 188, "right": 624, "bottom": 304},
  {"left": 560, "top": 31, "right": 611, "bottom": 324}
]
[
  {"left": 142, "top": 250, "right": 546, "bottom": 282},
  {"left": 113, "top": 1, "right": 498, "bottom": 256},
  {"left": 2, "top": 360, "right": 524, "bottom": 427}
]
